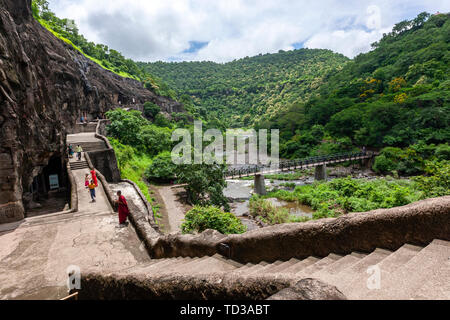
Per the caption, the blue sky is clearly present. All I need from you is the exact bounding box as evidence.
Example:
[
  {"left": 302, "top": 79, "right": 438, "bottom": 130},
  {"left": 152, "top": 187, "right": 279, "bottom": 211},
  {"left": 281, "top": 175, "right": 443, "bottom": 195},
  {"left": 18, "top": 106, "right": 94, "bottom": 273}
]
[{"left": 48, "top": 0, "right": 450, "bottom": 62}]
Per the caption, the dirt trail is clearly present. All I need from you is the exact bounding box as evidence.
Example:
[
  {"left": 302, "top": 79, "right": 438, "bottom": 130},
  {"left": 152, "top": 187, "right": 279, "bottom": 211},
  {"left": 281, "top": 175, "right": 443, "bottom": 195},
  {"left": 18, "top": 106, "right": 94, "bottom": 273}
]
[{"left": 154, "top": 186, "right": 191, "bottom": 234}]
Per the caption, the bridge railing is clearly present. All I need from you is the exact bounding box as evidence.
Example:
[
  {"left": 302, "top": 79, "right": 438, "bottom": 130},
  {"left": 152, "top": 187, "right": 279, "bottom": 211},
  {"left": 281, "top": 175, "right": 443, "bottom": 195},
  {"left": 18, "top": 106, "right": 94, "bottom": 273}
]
[{"left": 225, "top": 151, "right": 374, "bottom": 178}]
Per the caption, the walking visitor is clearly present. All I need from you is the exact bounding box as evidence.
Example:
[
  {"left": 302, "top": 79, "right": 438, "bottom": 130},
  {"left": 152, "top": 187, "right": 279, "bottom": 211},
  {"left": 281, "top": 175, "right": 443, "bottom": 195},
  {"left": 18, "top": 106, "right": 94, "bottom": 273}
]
[
  {"left": 88, "top": 180, "right": 96, "bottom": 202},
  {"left": 90, "top": 169, "right": 98, "bottom": 187},
  {"left": 76, "top": 145, "right": 83, "bottom": 161},
  {"left": 68, "top": 144, "right": 74, "bottom": 158}
]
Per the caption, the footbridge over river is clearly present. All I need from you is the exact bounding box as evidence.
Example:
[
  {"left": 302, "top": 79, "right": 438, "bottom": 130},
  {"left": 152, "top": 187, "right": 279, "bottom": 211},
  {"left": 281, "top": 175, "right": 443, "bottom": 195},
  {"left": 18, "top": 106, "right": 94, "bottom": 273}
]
[{"left": 226, "top": 151, "right": 378, "bottom": 195}]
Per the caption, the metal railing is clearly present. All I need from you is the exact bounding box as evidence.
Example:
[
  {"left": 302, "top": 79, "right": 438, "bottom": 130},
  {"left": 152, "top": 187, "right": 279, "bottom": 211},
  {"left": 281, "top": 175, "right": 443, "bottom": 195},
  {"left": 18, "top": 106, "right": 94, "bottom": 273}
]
[{"left": 225, "top": 151, "right": 375, "bottom": 178}]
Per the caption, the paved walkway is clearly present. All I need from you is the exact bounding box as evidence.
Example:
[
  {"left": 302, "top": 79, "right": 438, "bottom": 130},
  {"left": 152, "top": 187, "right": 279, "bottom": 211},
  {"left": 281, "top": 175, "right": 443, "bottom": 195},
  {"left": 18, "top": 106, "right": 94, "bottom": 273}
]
[
  {"left": 0, "top": 131, "right": 150, "bottom": 300},
  {"left": 69, "top": 152, "right": 112, "bottom": 215}
]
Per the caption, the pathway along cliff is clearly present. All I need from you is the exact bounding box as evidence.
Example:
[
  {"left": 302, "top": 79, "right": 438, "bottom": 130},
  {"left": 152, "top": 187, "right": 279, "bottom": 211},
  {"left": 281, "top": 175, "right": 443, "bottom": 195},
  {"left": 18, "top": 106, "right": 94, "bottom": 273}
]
[{"left": 0, "top": 0, "right": 183, "bottom": 225}]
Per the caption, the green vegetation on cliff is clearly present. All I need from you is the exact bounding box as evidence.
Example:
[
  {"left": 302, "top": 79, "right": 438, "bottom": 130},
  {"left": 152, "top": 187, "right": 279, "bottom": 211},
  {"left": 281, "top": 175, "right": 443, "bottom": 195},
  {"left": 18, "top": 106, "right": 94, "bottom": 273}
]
[{"left": 31, "top": 0, "right": 176, "bottom": 98}]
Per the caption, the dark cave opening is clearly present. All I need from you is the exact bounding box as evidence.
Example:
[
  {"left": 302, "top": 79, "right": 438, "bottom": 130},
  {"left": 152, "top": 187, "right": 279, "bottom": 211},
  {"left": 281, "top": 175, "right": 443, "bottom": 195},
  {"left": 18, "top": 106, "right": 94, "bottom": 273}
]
[{"left": 25, "top": 155, "right": 70, "bottom": 218}]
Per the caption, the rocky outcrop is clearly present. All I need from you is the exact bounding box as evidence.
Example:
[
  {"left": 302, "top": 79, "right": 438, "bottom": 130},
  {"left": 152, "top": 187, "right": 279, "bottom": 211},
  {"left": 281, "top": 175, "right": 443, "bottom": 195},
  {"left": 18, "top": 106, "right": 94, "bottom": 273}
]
[
  {"left": 267, "top": 278, "right": 347, "bottom": 300},
  {"left": 0, "top": 0, "right": 183, "bottom": 223}
]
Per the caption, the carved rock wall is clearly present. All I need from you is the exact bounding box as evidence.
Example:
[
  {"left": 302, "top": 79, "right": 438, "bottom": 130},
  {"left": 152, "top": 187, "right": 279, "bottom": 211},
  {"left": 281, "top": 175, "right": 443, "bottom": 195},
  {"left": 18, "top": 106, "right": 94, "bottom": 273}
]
[{"left": 0, "top": 0, "right": 183, "bottom": 223}]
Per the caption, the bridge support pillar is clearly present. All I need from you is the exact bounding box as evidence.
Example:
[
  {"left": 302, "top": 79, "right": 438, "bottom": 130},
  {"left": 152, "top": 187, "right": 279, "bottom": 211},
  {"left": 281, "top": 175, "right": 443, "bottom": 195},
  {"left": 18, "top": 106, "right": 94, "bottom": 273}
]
[
  {"left": 314, "top": 165, "right": 327, "bottom": 181},
  {"left": 254, "top": 174, "right": 267, "bottom": 195}
]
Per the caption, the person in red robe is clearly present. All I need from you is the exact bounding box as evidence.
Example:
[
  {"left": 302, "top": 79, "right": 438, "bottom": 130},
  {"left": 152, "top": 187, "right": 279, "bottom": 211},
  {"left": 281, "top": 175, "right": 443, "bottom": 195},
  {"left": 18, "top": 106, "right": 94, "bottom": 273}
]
[
  {"left": 115, "top": 191, "right": 129, "bottom": 226},
  {"left": 90, "top": 169, "right": 98, "bottom": 187}
]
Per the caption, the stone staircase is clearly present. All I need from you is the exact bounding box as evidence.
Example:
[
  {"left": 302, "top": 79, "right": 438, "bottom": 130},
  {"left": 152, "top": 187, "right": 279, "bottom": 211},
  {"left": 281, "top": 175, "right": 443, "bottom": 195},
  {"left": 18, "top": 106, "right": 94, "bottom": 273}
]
[
  {"left": 122, "top": 240, "right": 450, "bottom": 300},
  {"left": 69, "top": 160, "right": 89, "bottom": 171}
]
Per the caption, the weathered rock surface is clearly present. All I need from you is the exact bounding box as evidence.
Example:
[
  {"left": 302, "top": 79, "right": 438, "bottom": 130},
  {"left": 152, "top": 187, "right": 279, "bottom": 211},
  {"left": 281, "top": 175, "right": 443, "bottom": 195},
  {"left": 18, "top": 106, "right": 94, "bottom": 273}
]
[
  {"left": 0, "top": 0, "right": 183, "bottom": 223},
  {"left": 77, "top": 272, "right": 291, "bottom": 300},
  {"left": 267, "top": 278, "right": 347, "bottom": 300}
]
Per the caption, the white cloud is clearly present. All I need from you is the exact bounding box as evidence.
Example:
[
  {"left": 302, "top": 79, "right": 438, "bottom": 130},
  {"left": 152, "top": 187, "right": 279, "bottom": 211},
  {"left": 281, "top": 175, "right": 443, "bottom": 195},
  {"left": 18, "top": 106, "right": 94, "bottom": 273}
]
[
  {"left": 47, "top": 0, "right": 450, "bottom": 62},
  {"left": 304, "top": 27, "right": 392, "bottom": 58}
]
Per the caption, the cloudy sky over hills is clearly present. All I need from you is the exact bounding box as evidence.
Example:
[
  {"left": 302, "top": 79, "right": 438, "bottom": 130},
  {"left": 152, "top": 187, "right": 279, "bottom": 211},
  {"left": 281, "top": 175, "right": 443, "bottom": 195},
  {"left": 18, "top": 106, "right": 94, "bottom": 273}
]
[{"left": 48, "top": 0, "right": 450, "bottom": 62}]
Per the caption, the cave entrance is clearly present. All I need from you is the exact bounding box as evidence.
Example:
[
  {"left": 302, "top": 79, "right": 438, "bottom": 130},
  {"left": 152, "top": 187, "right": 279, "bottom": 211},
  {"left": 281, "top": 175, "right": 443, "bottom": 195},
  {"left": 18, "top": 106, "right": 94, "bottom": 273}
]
[{"left": 25, "top": 155, "right": 70, "bottom": 218}]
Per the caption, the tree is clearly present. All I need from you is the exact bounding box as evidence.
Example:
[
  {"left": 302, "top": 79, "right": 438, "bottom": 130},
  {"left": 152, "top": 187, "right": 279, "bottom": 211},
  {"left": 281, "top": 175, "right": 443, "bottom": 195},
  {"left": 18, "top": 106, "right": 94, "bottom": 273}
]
[
  {"left": 176, "top": 163, "right": 229, "bottom": 211},
  {"left": 143, "top": 101, "right": 161, "bottom": 119},
  {"left": 144, "top": 152, "right": 177, "bottom": 182}
]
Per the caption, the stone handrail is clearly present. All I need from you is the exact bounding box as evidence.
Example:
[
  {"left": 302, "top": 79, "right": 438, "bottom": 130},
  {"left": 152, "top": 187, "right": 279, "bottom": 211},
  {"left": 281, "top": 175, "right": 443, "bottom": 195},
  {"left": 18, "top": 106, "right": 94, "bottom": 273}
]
[
  {"left": 66, "top": 162, "right": 78, "bottom": 213},
  {"left": 121, "top": 179, "right": 161, "bottom": 232},
  {"left": 95, "top": 120, "right": 113, "bottom": 150},
  {"left": 131, "top": 196, "right": 450, "bottom": 261}
]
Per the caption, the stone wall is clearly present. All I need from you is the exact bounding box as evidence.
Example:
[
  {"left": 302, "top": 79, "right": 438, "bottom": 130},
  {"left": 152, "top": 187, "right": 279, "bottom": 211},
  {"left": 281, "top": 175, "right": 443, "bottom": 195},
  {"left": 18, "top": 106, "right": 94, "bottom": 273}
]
[
  {"left": 139, "top": 196, "right": 450, "bottom": 262},
  {"left": 77, "top": 272, "right": 291, "bottom": 300},
  {"left": 220, "top": 196, "right": 450, "bottom": 263},
  {"left": 87, "top": 149, "right": 121, "bottom": 183}
]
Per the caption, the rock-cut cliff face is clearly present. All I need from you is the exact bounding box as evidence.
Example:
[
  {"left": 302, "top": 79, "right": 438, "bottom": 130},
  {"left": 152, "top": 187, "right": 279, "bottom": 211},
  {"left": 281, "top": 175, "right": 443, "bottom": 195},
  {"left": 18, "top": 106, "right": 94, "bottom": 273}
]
[{"left": 0, "top": 0, "right": 183, "bottom": 223}]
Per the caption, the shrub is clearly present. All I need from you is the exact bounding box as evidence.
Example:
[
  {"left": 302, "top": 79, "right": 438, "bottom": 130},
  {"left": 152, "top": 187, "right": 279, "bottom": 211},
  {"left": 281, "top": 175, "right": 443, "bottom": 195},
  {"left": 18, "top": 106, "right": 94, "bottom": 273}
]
[
  {"left": 181, "top": 206, "right": 247, "bottom": 234},
  {"left": 413, "top": 160, "right": 450, "bottom": 198},
  {"left": 144, "top": 152, "right": 177, "bottom": 182},
  {"left": 143, "top": 101, "right": 160, "bottom": 119},
  {"left": 249, "top": 196, "right": 290, "bottom": 225}
]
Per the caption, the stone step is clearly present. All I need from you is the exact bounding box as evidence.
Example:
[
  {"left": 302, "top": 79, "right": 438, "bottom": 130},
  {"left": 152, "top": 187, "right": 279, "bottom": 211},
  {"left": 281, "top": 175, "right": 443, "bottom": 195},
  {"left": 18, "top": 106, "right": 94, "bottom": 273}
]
[
  {"left": 251, "top": 261, "right": 283, "bottom": 275},
  {"left": 164, "top": 257, "right": 210, "bottom": 274},
  {"left": 296, "top": 254, "right": 343, "bottom": 278},
  {"left": 310, "top": 253, "right": 366, "bottom": 278},
  {"left": 182, "top": 255, "right": 242, "bottom": 274},
  {"left": 153, "top": 257, "right": 196, "bottom": 274},
  {"left": 318, "top": 248, "right": 393, "bottom": 296},
  {"left": 266, "top": 258, "right": 300, "bottom": 274},
  {"left": 364, "top": 240, "right": 450, "bottom": 300},
  {"left": 135, "top": 258, "right": 184, "bottom": 273},
  {"left": 274, "top": 256, "right": 320, "bottom": 276},
  {"left": 70, "top": 164, "right": 89, "bottom": 170},
  {"left": 413, "top": 257, "right": 450, "bottom": 300},
  {"left": 237, "top": 262, "right": 268, "bottom": 275},
  {"left": 344, "top": 244, "right": 423, "bottom": 299}
]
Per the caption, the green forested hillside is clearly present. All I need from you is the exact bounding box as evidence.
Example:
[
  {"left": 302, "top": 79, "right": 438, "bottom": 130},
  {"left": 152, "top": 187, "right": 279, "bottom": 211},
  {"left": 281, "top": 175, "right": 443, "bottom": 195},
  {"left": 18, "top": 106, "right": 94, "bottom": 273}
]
[
  {"left": 264, "top": 12, "right": 450, "bottom": 158},
  {"left": 139, "top": 49, "right": 349, "bottom": 127}
]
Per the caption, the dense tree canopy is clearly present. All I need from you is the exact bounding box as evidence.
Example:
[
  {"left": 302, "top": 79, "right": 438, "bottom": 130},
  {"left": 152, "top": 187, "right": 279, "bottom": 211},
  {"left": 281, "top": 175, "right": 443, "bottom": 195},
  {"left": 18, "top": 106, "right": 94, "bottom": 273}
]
[{"left": 139, "top": 49, "right": 349, "bottom": 127}]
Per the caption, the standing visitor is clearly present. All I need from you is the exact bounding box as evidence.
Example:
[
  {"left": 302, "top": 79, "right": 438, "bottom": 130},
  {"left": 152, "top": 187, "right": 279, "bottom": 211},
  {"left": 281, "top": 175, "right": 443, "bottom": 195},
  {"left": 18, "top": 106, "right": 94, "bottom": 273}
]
[
  {"left": 68, "top": 144, "right": 74, "bottom": 158},
  {"left": 76, "top": 145, "right": 83, "bottom": 161},
  {"left": 90, "top": 169, "right": 98, "bottom": 187},
  {"left": 115, "top": 191, "right": 130, "bottom": 227},
  {"left": 88, "top": 180, "right": 96, "bottom": 202}
]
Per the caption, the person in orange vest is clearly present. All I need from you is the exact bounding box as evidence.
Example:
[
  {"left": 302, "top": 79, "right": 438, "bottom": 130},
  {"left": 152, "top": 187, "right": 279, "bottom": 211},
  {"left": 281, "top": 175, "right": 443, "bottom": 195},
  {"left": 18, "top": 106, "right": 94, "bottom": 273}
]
[{"left": 88, "top": 180, "right": 96, "bottom": 202}]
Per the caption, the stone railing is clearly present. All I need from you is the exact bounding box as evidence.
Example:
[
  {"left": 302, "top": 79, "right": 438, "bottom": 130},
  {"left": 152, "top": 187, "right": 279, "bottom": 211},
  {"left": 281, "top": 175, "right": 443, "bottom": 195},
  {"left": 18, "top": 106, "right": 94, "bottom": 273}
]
[
  {"left": 135, "top": 196, "right": 450, "bottom": 261},
  {"left": 66, "top": 162, "right": 78, "bottom": 213}
]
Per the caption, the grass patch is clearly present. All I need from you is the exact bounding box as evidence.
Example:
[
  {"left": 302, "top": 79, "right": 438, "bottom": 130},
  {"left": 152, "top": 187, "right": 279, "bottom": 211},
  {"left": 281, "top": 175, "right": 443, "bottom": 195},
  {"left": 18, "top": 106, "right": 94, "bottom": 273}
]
[
  {"left": 266, "top": 176, "right": 425, "bottom": 220},
  {"left": 37, "top": 18, "right": 139, "bottom": 80}
]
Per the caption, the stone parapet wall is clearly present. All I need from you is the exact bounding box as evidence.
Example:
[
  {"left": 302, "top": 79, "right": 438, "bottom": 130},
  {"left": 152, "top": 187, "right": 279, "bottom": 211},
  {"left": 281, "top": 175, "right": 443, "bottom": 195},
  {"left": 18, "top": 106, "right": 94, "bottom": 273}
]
[
  {"left": 220, "top": 196, "right": 450, "bottom": 263},
  {"left": 76, "top": 272, "right": 291, "bottom": 300},
  {"left": 136, "top": 196, "right": 450, "bottom": 262}
]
